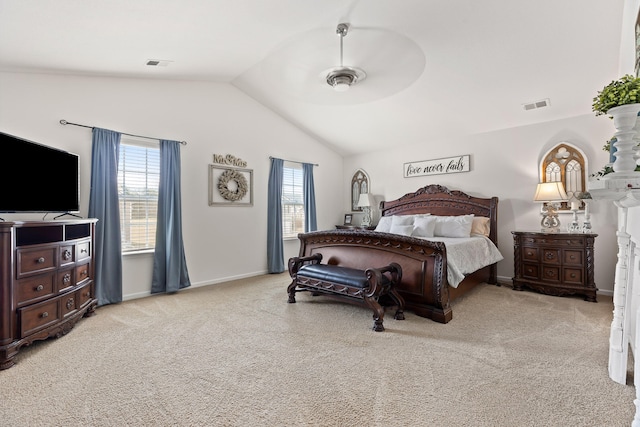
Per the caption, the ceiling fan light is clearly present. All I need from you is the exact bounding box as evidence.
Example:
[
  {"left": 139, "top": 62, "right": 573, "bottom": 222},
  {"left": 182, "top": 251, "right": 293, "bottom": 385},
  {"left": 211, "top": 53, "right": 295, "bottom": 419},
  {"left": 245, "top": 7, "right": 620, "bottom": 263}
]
[{"left": 325, "top": 67, "right": 366, "bottom": 91}]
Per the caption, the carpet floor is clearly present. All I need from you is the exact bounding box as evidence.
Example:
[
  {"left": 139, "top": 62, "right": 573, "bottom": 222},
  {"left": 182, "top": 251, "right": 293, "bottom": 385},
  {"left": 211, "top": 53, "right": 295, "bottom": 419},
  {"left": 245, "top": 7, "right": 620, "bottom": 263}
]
[{"left": 0, "top": 273, "right": 635, "bottom": 426}]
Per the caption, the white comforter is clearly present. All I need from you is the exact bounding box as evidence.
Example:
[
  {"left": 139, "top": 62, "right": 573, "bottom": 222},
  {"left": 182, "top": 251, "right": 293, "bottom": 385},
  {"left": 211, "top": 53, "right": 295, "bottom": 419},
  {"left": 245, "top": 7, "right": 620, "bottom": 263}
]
[{"left": 414, "top": 235, "right": 504, "bottom": 288}]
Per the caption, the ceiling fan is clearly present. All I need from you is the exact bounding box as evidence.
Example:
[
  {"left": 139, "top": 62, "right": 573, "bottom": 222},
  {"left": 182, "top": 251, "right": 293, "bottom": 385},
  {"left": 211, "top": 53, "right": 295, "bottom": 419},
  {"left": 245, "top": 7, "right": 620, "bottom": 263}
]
[
  {"left": 254, "top": 23, "right": 426, "bottom": 105},
  {"left": 323, "top": 23, "right": 366, "bottom": 92}
]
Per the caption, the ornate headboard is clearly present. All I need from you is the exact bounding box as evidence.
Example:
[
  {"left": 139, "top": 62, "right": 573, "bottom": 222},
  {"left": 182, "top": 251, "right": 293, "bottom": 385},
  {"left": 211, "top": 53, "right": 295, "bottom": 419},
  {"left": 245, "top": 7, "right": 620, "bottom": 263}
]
[{"left": 379, "top": 184, "right": 499, "bottom": 246}]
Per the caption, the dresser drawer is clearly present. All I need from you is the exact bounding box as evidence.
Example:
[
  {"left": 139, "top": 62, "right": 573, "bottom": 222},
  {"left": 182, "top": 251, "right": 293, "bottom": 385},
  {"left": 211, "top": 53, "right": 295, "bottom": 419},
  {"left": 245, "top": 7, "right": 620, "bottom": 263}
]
[
  {"left": 58, "top": 269, "right": 74, "bottom": 292},
  {"left": 61, "top": 293, "right": 77, "bottom": 318},
  {"left": 60, "top": 244, "right": 74, "bottom": 267},
  {"left": 16, "top": 273, "right": 55, "bottom": 306},
  {"left": 522, "top": 236, "right": 585, "bottom": 246},
  {"left": 77, "top": 281, "right": 93, "bottom": 308},
  {"left": 19, "top": 298, "right": 60, "bottom": 337},
  {"left": 16, "top": 246, "right": 57, "bottom": 278},
  {"left": 75, "top": 261, "right": 90, "bottom": 285},
  {"left": 76, "top": 241, "right": 91, "bottom": 261}
]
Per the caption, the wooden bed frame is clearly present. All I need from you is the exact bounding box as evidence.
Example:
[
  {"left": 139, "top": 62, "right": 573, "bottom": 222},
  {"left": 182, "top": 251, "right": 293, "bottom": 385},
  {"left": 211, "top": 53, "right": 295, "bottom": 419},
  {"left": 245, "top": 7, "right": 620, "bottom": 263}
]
[{"left": 295, "top": 185, "right": 499, "bottom": 323}]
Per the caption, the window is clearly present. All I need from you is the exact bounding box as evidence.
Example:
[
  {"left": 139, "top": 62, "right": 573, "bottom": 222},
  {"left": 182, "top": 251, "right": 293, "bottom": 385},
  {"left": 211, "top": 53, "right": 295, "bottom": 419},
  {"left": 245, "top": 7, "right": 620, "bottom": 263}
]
[
  {"left": 117, "top": 139, "right": 160, "bottom": 252},
  {"left": 282, "top": 162, "right": 305, "bottom": 239},
  {"left": 540, "top": 142, "right": 587, "bottom": 210}
]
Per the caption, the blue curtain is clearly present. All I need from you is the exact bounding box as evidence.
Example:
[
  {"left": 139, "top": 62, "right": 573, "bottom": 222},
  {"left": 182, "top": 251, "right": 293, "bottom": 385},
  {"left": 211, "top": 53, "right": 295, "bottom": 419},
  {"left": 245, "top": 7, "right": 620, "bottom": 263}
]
[
  {"left": 267, "top": 158, "right": 284, "bottom": 273},
  {"left": 152, "top": 140, "right": 191, "bottom": 294},
  {"left": 88, "top": 128, "right": 123, "bottom": 306},
  {"left": 303, "top": 163, "right": 317, "bottom": 232}
]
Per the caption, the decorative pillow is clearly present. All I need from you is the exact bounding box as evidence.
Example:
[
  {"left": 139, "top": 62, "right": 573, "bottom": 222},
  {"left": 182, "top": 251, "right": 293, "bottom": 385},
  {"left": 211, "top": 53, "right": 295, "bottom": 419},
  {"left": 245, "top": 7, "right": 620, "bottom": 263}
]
[
  {"left": 434, "top": 214, "right": 474, "bottom": 238},
  {"left": 389, "top": 224, "right": 414, "bottom": 236},
  {"left": 374, "top": 216, "right": 393, "bottom": 233},
  {"left": 391, "top": 215, "right": 416, "bottom": 226},
  {"left": 412, "top": 216, "right": 437, "bottom": 238},
  {"left": 470, "top": 216, "right": 491, "bottom": 237}
]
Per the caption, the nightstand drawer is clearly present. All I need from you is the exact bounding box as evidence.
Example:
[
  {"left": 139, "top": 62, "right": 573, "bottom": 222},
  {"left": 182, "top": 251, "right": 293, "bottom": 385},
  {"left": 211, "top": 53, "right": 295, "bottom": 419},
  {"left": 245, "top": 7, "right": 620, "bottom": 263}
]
[
  {"left": 542, "top": 266, "right": 560, "bottom": 282},
  {"left": 522, "top": 263, "right": 539, "bottom": 280},
  {"left": 564, "top": 250, "right": 583, "bottom": 265},
  {"left": 564, "top": 268, "right": 583, "bottom": 284},
  {"left": 522, "top": 247, "right": 539, "bottom": 261},
  {"left": 19, "top": 298, "right": 60, "bottom": 337},
  {"left": 16, "top": 274, "right": 55, "bottom": 306},
  {"left": 542, "top": 249, "right": 560, "bottom": 265}
]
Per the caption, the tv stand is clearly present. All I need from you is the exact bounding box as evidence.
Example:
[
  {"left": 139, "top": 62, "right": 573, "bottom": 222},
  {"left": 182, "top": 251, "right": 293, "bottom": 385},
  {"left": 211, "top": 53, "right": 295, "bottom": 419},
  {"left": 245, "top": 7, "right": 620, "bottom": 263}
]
[{"left": 0, "top": 219, "right": 98, "bottom": 369}]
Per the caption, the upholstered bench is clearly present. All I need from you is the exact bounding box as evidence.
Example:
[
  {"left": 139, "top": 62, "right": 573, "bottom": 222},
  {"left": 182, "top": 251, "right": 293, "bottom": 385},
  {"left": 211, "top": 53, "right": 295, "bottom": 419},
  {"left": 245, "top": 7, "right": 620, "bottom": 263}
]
[{"left": 287, "top": 253, "right": 405, "bottom": 332}]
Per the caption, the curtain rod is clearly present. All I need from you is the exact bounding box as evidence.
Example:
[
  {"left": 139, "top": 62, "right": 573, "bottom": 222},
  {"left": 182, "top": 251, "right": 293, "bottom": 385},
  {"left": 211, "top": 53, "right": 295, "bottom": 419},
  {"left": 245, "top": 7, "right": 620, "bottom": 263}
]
[
  {"left": 269, "top": 156, "right": 318, "bottom": 166},
  {"left": 59, "top": 120, "right": 187, "bottom": 145}
]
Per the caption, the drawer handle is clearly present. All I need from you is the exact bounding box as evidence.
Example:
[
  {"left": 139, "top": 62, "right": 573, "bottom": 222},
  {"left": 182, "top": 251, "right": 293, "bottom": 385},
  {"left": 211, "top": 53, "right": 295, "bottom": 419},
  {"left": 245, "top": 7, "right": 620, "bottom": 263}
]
[
  {"left": 66, "top": 298, "right": 74, "bottom": 310},
  {"left": 547, "top": 271, "right": 554, "bottom": 277},
  {"left": 63, "top": 250, "right": 72, "bottom": 260},
  {"left": 570, "top": 255, "right": 576, "bottom": 260},
  {"left": 63, "top": 274, "right": 71, "bottom": 284},
  {"left": 37, "top": 257, "right": 45, "bottom": 264},
  {"left": 41, "top": 312, "right": 49, "bottom": 318},
  {"left": 527, "top": 251, "right": 533, "bottom": 256},
  {"left": 35, "top": 284, "right": 44, "bottom": 292},
  {"left": 545, "top": 253, "right": 554, "bottom": 260},
  {"left": 80, "top": 248, "right": 88, "bottom": 254},
  {"left": 526, "top": 268, "right": 533, "bottom": 273},
  {"left": 80, "top": 270, "right": 87, "bottom": 277},
  {"left": 570, "top": 273, "right": 576, "bottom": 278},
  {"left": 84, "top": 291, "right": 91, "bottom": 297}
]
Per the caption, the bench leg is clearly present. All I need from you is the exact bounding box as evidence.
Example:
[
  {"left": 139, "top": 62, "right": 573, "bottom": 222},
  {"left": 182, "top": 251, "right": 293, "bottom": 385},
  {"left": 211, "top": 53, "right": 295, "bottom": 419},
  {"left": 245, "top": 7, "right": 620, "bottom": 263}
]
[
  {"left": 364, "top": 296, "right": 385, "bottom": 332},
  {"left": 389, "top": 288, "right": 406, "bottom": 320},
  {"left": 287, "top": 281, "right": 297, "bottom": 303}
]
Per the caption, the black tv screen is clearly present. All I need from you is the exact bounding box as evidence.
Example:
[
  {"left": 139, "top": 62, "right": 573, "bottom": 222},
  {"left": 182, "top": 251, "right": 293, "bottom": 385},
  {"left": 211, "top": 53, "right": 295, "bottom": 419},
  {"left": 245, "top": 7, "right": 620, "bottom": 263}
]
[{"left": 0, "top": 131, "right": 80, "bottom": 213}]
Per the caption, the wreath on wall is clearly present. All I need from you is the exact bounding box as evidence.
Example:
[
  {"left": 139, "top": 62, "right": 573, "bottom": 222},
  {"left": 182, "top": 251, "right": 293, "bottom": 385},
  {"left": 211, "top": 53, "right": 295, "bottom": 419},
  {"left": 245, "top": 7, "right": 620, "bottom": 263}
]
[{"left": 217, "top": 169, "right": 248, "bottom": 202}]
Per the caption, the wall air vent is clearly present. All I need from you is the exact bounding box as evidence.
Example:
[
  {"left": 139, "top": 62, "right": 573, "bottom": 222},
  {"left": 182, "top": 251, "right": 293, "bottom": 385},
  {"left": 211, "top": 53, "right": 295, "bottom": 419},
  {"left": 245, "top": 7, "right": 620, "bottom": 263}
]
[
  {"left": 523, "top": 98, "right": 550, "bottom": 111},
  {"left": 146, "top": 59, "right": 172, "bottom": 67}
]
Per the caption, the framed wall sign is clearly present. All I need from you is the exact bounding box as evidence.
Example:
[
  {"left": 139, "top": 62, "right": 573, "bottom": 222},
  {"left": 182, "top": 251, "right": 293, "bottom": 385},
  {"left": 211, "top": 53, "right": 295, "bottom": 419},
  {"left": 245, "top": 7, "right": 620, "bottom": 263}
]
[
  {"left": 209, "top": 165, "right": 253, "bottom": 206},
  {"left": 403, "top": 155, "right": 471, "bottom": 178}
]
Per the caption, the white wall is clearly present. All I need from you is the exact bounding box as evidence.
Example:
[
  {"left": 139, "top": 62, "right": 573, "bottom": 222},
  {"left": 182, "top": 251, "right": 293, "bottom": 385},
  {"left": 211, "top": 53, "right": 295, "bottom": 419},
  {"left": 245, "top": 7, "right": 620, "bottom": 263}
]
[
  {"left": 0, "top": 71, "right": 343, "bottom": 300},
  {"left": 343, "top": 114, "right": 620, "bottom": 294}
]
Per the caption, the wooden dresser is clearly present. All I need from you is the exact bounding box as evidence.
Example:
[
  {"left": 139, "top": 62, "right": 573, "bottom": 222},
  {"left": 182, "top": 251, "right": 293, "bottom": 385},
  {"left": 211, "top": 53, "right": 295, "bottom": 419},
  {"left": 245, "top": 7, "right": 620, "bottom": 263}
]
[
  {"left": 511, "top": 231, "right": 598, "bottom": 302},
  {"left": 0, "top": 220, "right": 98, "bottom": 369}
]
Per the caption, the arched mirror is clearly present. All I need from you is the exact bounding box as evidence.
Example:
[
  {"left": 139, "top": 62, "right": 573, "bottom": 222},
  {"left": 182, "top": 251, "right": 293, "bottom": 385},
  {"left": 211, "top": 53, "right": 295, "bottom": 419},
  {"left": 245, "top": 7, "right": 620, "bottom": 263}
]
[
  {"left": 540, "top": 142, "right": 588, "bottom": 211},
  {"left": 351, "top": 169, "right": 370, "bottom": 212}
]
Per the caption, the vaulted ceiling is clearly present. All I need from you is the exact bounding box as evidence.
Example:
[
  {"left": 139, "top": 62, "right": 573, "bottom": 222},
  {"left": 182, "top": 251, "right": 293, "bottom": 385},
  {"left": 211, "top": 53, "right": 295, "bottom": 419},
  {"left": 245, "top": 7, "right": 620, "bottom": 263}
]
[{"left": 0, "top": 0, "right": 625, "bottom": 155}]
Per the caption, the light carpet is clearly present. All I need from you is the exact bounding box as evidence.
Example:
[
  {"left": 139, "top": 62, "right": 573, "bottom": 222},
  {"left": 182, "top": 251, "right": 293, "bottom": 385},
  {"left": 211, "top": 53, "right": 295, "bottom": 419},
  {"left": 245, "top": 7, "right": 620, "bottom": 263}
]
[{"left": 0, "top": 273, "right": 635, "bottom": 427}]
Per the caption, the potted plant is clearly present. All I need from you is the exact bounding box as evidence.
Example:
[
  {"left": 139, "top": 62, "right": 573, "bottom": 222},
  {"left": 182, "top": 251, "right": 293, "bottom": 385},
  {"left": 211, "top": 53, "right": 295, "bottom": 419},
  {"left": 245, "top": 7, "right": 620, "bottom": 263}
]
[{"left": 592, "top": 74, "right": 640, "bottom": 116}]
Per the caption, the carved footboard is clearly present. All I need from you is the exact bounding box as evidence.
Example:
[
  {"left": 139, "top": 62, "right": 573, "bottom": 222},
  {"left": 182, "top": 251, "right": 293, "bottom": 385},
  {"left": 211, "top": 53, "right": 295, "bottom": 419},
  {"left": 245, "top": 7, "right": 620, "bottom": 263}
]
[{"left": 296, "top": 230, "right": 456, "bottom": 323}]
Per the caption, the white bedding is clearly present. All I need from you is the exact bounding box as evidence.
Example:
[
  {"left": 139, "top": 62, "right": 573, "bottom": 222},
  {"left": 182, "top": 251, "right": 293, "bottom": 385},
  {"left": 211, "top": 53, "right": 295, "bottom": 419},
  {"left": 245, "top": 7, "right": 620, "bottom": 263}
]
[{"left": 414, "top": 235, "right": 504, "bottom": 288}]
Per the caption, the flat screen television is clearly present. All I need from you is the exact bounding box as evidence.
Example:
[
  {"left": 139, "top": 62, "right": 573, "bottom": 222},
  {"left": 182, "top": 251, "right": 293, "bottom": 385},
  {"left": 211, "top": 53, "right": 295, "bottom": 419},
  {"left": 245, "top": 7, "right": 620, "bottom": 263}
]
[{"left": 0, "top": 131, "right": 80, "bottom": 213}]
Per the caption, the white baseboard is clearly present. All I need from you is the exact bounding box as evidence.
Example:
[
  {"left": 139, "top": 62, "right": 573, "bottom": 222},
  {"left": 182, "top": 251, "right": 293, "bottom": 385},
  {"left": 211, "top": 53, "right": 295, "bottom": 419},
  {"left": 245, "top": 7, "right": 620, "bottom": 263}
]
[{"left": 122, "top": 270, "right": 269, "bottom": 302}]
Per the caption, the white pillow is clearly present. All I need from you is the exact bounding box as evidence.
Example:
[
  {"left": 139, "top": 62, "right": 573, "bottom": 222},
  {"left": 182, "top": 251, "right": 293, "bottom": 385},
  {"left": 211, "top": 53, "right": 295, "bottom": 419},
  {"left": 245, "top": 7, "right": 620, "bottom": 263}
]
[
  {"left": 434, "top": 214, "right": 474, "bottom": 238},
  {"left": 389, "top": 224, "right": 414, "bottom": 236},
  {"left": 374, "top": 216, "right": 393, "bottom": 233},
  {"left": 391, "top": 215, "right": 416, "bottom": 226},
  {"left": 412, "top": 216, "right": 437, "bottom": 238}
]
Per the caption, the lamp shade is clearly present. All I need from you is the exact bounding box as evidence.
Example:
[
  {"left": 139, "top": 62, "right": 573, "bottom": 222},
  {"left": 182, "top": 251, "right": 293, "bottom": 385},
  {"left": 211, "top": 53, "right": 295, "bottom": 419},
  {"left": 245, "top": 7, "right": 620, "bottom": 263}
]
[
  {"left": 533, "top": 182, "right": 568, "bottom": 202},
  {"left": 357, "top": 193, "right": 373, "bottom": 208}
]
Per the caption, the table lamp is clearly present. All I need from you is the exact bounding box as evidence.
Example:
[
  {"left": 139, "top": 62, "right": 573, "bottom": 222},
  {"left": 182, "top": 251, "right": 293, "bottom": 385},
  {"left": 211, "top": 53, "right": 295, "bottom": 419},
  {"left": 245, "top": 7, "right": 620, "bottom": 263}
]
[
  {"left": 357, "top": 193, "right": 374, "bottom": 227},
  {"left": 533, "top": 182, "right": 567, "bottom": 232}
]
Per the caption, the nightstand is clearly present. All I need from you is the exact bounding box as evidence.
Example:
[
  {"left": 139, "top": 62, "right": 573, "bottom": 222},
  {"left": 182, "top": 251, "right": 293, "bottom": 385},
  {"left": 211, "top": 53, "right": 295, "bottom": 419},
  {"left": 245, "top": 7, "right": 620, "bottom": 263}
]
[
  {"left": 335, "top": 225, "right": 376, "bottom": 230},
  {"left": 512, "top": 231, "right": 598, "bottom": 302}
]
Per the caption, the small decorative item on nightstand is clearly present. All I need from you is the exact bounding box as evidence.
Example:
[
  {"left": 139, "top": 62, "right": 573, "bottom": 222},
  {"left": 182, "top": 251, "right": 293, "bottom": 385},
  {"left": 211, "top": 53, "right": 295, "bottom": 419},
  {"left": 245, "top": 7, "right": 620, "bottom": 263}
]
[
  {"left": 344, "top": 214, "right": 353, "bottom": 225},
  {"left": 533, "top": 182, "right": 568, "bottom": 232},
  {"left": 357, "top": 193, "right": 374, "bottom": 227},
  {"left": 512, "top": 231, "right": 598, "bottom": 302}
]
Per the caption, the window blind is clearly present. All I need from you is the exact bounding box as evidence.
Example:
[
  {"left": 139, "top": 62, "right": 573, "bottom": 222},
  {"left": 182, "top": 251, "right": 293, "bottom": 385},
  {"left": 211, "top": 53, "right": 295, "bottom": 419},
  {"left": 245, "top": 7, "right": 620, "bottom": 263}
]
[{"left": 282, "top": 163, "right": 304, "bottom": 239}]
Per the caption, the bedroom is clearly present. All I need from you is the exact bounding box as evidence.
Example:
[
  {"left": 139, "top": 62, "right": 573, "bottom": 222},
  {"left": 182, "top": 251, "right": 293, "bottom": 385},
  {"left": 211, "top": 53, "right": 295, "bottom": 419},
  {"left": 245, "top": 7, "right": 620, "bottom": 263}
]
[{"left": 0, "top": 0, "right": 639, "bottom": 425}]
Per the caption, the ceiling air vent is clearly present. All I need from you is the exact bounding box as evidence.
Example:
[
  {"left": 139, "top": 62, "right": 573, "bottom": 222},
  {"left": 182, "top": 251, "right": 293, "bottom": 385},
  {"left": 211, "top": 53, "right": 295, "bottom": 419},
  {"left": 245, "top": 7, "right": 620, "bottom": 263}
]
[
  {"left": 523, "top": 98, "right": 550, "bottom": 111},
  {"left": 146, "top": 59, "right": 172, "bottom": 67}
]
